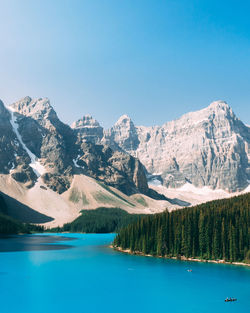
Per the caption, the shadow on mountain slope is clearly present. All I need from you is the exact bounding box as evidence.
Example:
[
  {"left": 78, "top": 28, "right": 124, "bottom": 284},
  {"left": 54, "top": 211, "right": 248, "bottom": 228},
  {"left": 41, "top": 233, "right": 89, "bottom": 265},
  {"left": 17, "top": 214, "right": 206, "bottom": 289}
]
[
  {"left": 167, "top": 198, "right": 191, "bottom": 207},
  {"left": 0, "top": 192, "right": 54, "bottom": 223}
]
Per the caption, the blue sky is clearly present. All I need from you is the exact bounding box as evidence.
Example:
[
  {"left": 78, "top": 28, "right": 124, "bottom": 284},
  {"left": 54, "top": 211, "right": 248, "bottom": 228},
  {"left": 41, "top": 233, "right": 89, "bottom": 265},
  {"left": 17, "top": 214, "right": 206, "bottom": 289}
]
[{"left": 0, "top": 0, "right": 249, "bottom": 127}]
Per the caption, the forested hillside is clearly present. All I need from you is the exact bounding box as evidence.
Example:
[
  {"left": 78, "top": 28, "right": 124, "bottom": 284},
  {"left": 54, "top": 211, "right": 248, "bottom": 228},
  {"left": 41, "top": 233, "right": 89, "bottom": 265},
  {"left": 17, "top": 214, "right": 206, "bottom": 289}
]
[
  {"left": 114, "top": 193, "right": 250, "bottom": 263},
  {"left": 53, "top": 207, "right": 144, "bottom": 233}
]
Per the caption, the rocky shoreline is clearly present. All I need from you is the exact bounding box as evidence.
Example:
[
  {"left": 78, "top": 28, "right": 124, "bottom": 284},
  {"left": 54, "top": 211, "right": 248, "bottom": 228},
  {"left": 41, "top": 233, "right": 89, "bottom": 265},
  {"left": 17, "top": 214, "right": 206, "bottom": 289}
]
[{"left": 111, "top": 245, "right": 250, "bottom": 267}]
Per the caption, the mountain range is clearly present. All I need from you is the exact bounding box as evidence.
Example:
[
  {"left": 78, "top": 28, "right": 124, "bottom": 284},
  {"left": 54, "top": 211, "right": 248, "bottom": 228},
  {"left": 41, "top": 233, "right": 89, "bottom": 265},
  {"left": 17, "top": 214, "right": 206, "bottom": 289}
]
[
  {"left": 79, "top": 100, "right": 250, "bottom": 192},
  {"left": 0, "top": 97, "right": 249, "bottom": 227}
]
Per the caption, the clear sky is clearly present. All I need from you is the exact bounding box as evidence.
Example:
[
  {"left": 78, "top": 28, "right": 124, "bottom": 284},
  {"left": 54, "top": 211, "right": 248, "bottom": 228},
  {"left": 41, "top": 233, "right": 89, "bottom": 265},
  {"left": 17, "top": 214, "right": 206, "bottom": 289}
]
[{"left": 0, "top": 0, "right": 249, "bottom": 128}]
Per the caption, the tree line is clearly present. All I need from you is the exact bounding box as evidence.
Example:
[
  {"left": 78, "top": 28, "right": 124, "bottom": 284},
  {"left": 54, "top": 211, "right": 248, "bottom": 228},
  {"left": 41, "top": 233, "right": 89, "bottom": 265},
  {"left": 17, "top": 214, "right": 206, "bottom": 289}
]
[
  {"left": 52, "top": 207, "right": 144, "bottom": 233},
  {"left": 0, "top": 194, "right": 44, "bottom": 234},
  {"left": 114, "top": 193, "right": 250, "bottom": 263},
  {"left": 0, "top": 213, "right": 44, "bottom": 234}
]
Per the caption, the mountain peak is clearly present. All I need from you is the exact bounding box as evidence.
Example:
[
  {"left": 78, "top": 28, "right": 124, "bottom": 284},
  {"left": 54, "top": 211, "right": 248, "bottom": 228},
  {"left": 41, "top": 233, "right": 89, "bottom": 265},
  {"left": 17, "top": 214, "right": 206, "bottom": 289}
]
[
  {"left": 9, "top": 97, "right": 58, "bottom": 122},
  {"left": 71, "top": 115, "right": 101, "bottom": 129},
  {"left": 105, "top": 114, "right": 139, "bottom": 152},
  {"left": 115, "top": 114, "right": 133, "bottom": 125},
  {"left": 10, "top": 96, "right": 49, "bottom": 111},
  {"left": 206, "top": 100, "right": 235, "bottom": 120},
  {"left": 169, "top": 100, "right": 235, "bottom": 128},
  {"left": 208, "top": 100, "right": 230, "bottom": 110}
]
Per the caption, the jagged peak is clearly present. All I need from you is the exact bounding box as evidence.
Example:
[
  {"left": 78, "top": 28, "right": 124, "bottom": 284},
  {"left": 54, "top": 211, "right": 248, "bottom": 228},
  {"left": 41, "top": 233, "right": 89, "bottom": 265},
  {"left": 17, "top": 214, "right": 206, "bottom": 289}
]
[
  {"left": 9, "top": 96, "right": 58, "bottom": 121},
  {"left": 10, "top": 96, "right": 50, "bottom": 110},
  {"left": 208, "top": 100, "right": 230, "bottom": 110},
  {"left": 205, "top": 100, "right": 235, "bottom": 119},
  {"left": 115, "top": 114, "right": 134, "bottom": 126},
  {"left": 162, "top": 100, "right": 236, "bottom": 128},
  {"left": 71, "top": 115, "right": 102, "bottom": 129}
]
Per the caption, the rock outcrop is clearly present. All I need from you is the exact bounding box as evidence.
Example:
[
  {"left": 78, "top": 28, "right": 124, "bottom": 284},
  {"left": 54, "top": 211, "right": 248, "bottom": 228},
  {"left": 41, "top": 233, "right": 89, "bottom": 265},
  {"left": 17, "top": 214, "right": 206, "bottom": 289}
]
[
  {"left": 72, "top": 115, "right": 104, "bottom": 144},
  {"left": 103, "top": 115, "right": 140, "bottom": 152},
  {"left": 78, "top": 142, "right": 148, "bottom": 195}
]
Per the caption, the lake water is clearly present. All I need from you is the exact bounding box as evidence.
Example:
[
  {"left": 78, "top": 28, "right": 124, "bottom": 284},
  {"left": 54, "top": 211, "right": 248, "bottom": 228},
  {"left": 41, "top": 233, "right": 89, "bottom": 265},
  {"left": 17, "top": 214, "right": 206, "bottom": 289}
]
[{"left": 0, "top": 233, "right": 249, "bottom": 313}]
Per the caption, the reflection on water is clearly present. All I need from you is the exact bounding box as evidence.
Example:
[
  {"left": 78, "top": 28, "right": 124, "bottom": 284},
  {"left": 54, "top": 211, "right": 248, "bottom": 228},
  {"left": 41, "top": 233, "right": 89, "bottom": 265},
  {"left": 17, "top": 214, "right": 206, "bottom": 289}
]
[{"left": 0, "top": 234, "right": 74, "bottom": 252}]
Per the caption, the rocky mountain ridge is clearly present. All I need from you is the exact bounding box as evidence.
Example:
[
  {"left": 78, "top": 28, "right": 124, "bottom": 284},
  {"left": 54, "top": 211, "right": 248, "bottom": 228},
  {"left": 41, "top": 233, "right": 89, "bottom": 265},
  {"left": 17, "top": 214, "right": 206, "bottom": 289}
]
[
  {"left": 73, "top": 100, "right": 250, "bottom": 192},
  {"left": 0, "top": 96, "right": 249, "bottom": 227},
  {"left": 1, "top": 96, "right": 151, "bottom": 196}
]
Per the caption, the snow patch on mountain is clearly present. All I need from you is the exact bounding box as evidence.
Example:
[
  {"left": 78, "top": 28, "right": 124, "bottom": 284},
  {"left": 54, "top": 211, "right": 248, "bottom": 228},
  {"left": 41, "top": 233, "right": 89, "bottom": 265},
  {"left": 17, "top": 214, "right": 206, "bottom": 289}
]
[
  {"left": 151, "top": 181, "right": 250, "bottom": 207},
  {"left": 8, "top": 107, "right": 46, "bottom": 177},
  {"left": 73, "top": 155, "right": 85, "bottom": 169},
  {"left": 148, "top": 178, "right": 162, "bottom": 186},
  {"left": 8, "top": 162, "right": 15, "bottom": 172},
  {"left": 177, "top": 182, "right": 229, "bottom": 195}
]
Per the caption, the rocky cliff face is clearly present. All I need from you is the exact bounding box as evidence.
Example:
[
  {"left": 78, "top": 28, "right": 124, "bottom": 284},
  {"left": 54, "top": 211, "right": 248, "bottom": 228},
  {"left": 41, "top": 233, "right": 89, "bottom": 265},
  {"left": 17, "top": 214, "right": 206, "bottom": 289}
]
[
  {"left": 8, "top": 97, "right": 76, "bottom": 192},
  {"left": 71, "top": 115, "right": 104, "bottom": 144},
  {"left": 104, "top": 115, "right": 140, "bottom": 152},
  {"left": 0, "top": 97, "right": 149, "bottom": 195},
  {"left": 0, "top": 100, "right": 37, "bottom": 187},
  {"left": 78, "top": 142, "right": 148, "bottom": 195},
  {"left": 104, "top": 101, "right": 250, "bottom": 192}
]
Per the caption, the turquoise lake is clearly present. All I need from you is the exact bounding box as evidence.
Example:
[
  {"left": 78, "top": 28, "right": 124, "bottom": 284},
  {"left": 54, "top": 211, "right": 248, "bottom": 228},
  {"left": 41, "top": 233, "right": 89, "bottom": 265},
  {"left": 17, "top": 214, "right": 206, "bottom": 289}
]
[{"left": 0, "top": 233, "right": 249, "bottom": 313}]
